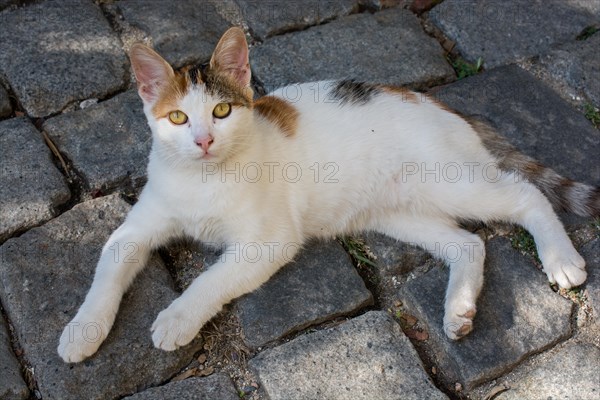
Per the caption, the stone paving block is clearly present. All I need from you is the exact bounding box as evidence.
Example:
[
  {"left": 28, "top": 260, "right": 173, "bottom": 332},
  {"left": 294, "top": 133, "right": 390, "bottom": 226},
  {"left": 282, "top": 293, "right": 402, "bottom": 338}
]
[
  {"left": 0, "top": 1, "right": 128, "bottom": 117},
  {"left": 433, "top": 65, "right": 600, "bottom": 186},
  {"left": 0, "top": 84, "right": 11, "bottom": 118},
  {"left": 251, "top": 8, "right": 454, "bottom": 92},
  {"left": 0, "top": 315, "right": 29, "bottom": 400},
  {"left": 496, "top": 342, "right": 600, "bottom": 400},
  {"left": 400, "top": 237, "right": 573, "bottom": 389},
  {"left": 235, "top": 0, "right": 358, "bottom": 39},
  {"left": 237, "top": 240, "right": 373, "bottom": 348},
  {"left": 117, "top": 0, "right": 231, "bottom": 68},
  {"left": 429, "top": 0, "right": 599, "bottom": 68},
  {"left": 160, "top": 240, "right": 222, "bottom": 291},
  {"left": 43, "top": 89, "right": 150, "bottom": 194},
  {"left": 581, "top": 237, "right": 600, "bottom": 324},
  {"left": 0, "top": 117, "right": 70, "bottom": 242},
  {"left": 0, "top": 195, "right": 202, "bottom": 400},
  {"left": 123, "top": 374, "right": 239, "bottom": 400},
  {"left": 250, "top": 311, "right": 448, "bottom": 400},
  {"left": 529, "top": 33, "right": 600, "bottom": 107},
  {"left": 362, "top": 231, "right": 432, "bottom": 277}
]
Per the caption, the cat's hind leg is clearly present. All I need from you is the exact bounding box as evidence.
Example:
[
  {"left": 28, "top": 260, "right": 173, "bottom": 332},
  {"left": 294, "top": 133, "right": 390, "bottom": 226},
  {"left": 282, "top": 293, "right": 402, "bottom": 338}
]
[
  {"left": 506, "top": 181, "right": 586, "bottom": 288},
  {"left": 455, "top": 174, "right": 586, "bottom": 289},
  {"left": 371, "top": 214, "right": 485, "bottom": 340}
]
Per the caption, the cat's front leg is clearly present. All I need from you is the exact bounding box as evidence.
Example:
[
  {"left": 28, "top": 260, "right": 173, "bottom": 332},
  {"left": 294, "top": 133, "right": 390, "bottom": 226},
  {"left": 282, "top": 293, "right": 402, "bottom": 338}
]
[
  {"left": 151, "top": 241, "right": 299, "bottom": 351},
  {"left": 58, "top": 200, "right": 172, "bottom": 362}
]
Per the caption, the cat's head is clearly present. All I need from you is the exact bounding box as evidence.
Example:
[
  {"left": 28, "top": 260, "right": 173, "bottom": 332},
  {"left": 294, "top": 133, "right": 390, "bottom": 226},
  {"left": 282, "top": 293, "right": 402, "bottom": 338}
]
[{"left": 129, "top": 28, "right": 254, "bottom": 165}]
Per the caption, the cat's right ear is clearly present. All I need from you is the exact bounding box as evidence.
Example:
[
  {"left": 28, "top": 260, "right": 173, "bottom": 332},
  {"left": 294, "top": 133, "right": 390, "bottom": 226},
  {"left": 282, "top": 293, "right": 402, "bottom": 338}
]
[{"left": 129, "top": 44, "right": 174, "bottom": 104}]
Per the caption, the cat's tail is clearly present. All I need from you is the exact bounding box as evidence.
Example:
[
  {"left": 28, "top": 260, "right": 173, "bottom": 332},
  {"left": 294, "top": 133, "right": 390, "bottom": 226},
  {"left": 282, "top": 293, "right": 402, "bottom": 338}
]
[{"left": 468, "top": 118, "right": 600, "bottom": 218}]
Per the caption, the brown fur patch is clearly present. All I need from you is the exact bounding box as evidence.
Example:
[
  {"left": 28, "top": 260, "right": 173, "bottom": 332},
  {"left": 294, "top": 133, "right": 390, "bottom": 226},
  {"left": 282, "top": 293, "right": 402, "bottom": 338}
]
[
  {"left": 151, "top": 66, "right": 253, "bottom": 119},
  {"left": 204, "top": 69, "right": 253, "bottom": 107},
  {"left": 254, "top": 96, "right": 299, "bottom": 137},
  {"left": 152, "top": 72, "right": 190, "bottom": 119},
  {"left": 381, "top": 85, "right": 418, "bottom": 104}
]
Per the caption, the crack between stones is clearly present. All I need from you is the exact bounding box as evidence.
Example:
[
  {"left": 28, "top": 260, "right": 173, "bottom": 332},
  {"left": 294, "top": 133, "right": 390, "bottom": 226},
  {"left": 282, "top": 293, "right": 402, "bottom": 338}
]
[
  {"left": 256, "top": 2, "right": 364, "bottom": 42},
  {"left": 0, "top": 301, "right": 40, "bottom": 400}
]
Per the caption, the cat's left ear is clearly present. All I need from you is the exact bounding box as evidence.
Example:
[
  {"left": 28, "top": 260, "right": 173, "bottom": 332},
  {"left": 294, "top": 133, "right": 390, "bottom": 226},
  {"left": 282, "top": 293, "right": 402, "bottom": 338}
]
[{"left": 210, "top": 27, "right": 251, "bottom": 88}]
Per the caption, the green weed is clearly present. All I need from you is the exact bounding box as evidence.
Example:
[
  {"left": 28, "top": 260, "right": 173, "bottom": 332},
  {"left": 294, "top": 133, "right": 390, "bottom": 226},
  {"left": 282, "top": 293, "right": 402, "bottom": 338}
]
[
  {"left": 510, "top": 227, "right": 540, "bottom": 262},
  {"left": 584, "top": 103, "right": 600, "bottom": 129},
  {"left": 577, "top": 26, "right": 599, "bottom": 40},
  {"left": 449, "top": 56, "right": 483, "bottom": 80},
  {"left": 340, "top": 237, "right": 377, "bottom": 268}
]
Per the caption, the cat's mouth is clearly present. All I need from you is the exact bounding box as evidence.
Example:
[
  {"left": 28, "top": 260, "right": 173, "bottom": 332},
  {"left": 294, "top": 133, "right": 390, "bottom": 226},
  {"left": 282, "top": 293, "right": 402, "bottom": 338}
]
[{"left": 199, "top": 150, "right": 216, "bottom": 160}]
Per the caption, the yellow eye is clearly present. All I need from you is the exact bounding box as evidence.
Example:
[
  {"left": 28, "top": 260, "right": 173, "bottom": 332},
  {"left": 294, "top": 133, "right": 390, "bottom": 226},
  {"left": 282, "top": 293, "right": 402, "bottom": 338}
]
[
  {"left": 213, "top": 103, "right": 231, "bottom": 119},
  {"left": 168, "top": 110, "right": 188, "bottom": 125}
]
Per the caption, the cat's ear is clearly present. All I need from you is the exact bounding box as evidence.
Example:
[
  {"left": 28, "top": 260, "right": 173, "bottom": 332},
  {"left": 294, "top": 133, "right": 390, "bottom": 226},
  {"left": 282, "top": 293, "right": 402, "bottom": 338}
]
[
  {"left": 129, "top": 44, "right": 174, "bottom": 104},
  {"left": 210, "top": 27, "right": 251, "bottom": 88}
]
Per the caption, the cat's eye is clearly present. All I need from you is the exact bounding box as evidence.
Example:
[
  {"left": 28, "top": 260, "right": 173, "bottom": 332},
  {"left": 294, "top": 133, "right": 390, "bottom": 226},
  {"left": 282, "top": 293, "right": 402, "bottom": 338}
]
[
  {"left": 213, "top": 103, "right": 232, "bottom": 119},
  {"left": 168, "top": 110, "right": 188, "bottom": 125}
]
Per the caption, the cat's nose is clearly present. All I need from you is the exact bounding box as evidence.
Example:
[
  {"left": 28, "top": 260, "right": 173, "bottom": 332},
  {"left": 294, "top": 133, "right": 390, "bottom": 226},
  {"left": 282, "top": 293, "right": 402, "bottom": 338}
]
[{"left": 195, "top": 135, "right": 214, "bottom": 151}]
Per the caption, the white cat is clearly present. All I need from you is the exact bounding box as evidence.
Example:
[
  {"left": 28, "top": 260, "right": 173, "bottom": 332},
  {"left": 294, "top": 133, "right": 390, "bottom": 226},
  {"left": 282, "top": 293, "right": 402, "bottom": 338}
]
[{"left": 58, "top": 27, "right": 597, "bottom": 362}]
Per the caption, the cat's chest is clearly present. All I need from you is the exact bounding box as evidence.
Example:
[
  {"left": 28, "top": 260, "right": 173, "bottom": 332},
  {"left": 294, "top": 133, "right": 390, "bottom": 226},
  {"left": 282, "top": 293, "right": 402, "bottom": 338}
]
[{"left": 159, "top": 177, "right": 255, "bottom": 243}]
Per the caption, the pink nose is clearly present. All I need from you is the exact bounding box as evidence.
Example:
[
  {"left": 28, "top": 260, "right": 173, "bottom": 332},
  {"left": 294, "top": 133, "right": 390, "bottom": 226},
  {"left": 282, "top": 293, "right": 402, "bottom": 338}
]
[{"left": 195, "top": 135, "right": 214, "bottom": 151}]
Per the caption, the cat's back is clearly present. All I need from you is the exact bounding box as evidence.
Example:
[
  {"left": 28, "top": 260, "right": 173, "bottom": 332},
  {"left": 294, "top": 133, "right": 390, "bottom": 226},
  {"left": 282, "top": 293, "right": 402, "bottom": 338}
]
[{"left": 265, "top": 80, "right": 481, "bottom": 162}]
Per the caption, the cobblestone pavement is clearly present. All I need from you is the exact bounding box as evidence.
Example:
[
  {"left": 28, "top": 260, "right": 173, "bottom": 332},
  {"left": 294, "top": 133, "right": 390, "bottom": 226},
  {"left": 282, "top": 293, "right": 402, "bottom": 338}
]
[{"left": 0, "top": 1, "right": 599, "bottom": 399}]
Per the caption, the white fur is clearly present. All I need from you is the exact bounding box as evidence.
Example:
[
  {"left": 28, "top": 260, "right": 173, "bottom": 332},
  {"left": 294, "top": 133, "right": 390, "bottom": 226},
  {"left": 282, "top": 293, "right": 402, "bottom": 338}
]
[{"left": 58, "top": 81, "right": 586, "bottom": 362}]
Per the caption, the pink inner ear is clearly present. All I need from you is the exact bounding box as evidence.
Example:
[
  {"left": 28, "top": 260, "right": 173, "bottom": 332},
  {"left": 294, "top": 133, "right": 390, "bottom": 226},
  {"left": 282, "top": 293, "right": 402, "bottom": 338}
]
[
  {"left": 211, "top": 28, "right": 251, "bottom": 88},
  {"left": 130, "top": 45, "right": 173, "bottom": 103},
  {"left": 139, "top": 84, "right": 157, "bottom": 102}
]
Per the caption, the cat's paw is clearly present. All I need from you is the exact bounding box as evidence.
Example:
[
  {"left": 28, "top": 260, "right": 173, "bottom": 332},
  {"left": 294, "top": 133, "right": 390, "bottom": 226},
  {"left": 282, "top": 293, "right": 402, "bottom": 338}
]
[
  {"left": 542, "top": 250, "right": 586, "bottom": 289},
  {"left": 57, "top": 315, "right": 109, "bottom": 363},
  {"left": 151, "top": 304, "right": 200, "bottom": 351},
  {"left": 443, "top": 307, "right": 476, "bottom": 340}
]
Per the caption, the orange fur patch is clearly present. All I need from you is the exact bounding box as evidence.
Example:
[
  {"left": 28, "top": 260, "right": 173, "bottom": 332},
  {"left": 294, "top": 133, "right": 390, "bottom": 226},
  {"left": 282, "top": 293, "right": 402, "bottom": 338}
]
[
  {"left": 381, "top": 85, "right": 418, "bottom": 104},
  {"left": 254, "top": 96, "right": 299, "bottom": 137},
  {"left": 151, "top": 72, "right": 190, "bottom": 119}
]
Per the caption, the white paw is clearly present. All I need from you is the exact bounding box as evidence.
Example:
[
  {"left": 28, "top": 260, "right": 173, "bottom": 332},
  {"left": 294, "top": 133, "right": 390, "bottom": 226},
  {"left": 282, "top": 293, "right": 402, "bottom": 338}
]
[
  {"left": 57, "top": 314, "right": 109, "bottom": 363},
  {"left": 542, "top": 250, "right": 586, "bottom": 289},
  {"left": 443, "top": 305, "right": 476, "bottom": 340},
  {"left": 151, "top": 305, "right": 200, "bottom": 351}
]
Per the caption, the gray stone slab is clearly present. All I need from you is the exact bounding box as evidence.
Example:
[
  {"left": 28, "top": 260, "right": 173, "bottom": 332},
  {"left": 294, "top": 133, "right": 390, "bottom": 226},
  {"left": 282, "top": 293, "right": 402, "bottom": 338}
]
[
  {"left": 496, "top": 342, "right": 600, "bottom": 400},
  {"left": 363, "top": 231, "right": 432, "bottom": 277},
  {"left": 530, "top": 33, "right": 600, "bottom": 107},
  {"left": 0, "top": 195, "right": 202, "bottom": 400},
  {"left": 43, "top": 89, "right": 150, "bottom": 194},
  {"left": 235, "top": 0, "right": 358, "bottom": 39},
  {"left": 123, "top": 374, "right": 239, "bottom": 400},
  {"left": 116, "top": 0, "right": 230, "bottom": 68},
  {"left": 429, "top": 0, "right": 599, "bottom": 68},
  {"left": 581, "top": 238, "right": 600, "bottom": 324},
  {"left": 160, "top": 240, "right": 222, "bottom": 292},
  {"left": 251, "top": 8, "right": 454, "bottom": 92},
  {"left": 0, "top": 1, "right": 128, "bottom": 117},
  {"left": 237, "top": 240, "right": 373, "bottom": 348},
  {"left": 0, "top": 84, "right": 11, "bottom": 118},
  {"left": 0, "top": 117, "right": 70, "bottom": 242},
  {"left": 250, "top": 311, "right": 448, "bottom": 400},
  {"left": 433, "top": 65, "right": 600, "bottom": 186},
  {"left": 400, "top": 237, "right": 573, "bottom": 389},
  {"left": 0, "top": 315, "right": 29, "bottom": 400}
]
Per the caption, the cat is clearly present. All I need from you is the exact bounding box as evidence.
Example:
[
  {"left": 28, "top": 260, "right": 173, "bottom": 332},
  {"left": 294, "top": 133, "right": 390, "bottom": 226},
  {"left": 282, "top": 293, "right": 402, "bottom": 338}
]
[{"left": 58, "top": 27, "right": 598, "bottom": 362}]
